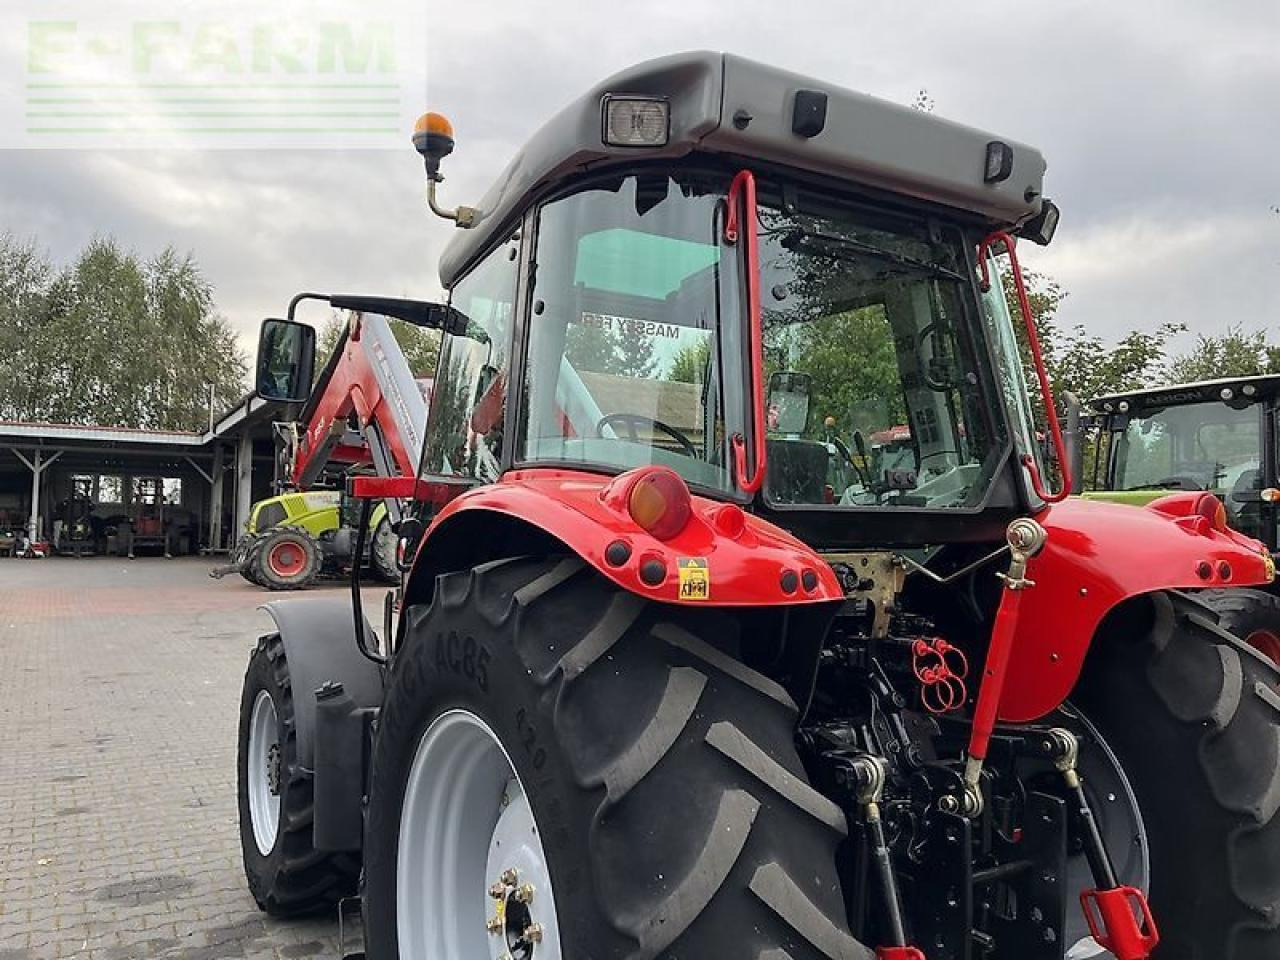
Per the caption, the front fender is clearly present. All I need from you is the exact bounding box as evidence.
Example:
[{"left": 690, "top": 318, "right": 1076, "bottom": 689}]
[
  {"left": 414, "top": 468, "right": 844, "bottom": 606},
  {"left": 259, "top": 598, "right": 383, "bottom": 770},
  {"left": 1000, "top": 496, "right": 1273, "bottom": 721}
]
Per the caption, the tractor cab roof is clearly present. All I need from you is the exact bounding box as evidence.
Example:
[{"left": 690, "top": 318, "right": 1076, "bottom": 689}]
[
  {"left": 440, "top": 51, "right": 1050, "bottom": 287},
  {"left": 1090, "top": 374, "right": 1280, "bottom": 412}
]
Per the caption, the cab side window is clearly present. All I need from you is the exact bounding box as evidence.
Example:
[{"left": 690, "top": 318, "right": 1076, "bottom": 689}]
[{"left": 422, "top": 237, "right": 520, "bottom": 482}]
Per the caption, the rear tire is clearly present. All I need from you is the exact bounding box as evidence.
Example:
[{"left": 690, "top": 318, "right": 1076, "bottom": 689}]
[
  {"left": 1074, "top": 590, "right": 1280, "bottom": 959},
  {"left": 255, "top": 526, "right": 322, "bottom": 591},
  {"left": 1200, "top": 588, "right": 1280, "bottom": 667},
  {"left": 363, "top": 556, "right": 868, "bottom": 960},
  {"left": 237, "top": 633, "right": 359, "bottom": 916}
]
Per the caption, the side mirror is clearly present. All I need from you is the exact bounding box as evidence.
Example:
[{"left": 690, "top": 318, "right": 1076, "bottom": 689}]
[
  {"left": 768, "top": 371, "right": 812, "bottom": 435},
  {"left": 255, "top": 318, "right": 315, "bottom": 402}
]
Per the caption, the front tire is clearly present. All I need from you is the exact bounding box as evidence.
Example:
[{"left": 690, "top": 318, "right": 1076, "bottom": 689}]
[
  {"left": 237, "top": 634, "right": 359, "bottom": 916},
  {"left": 363, "top": 556, "right": 868, "bottom": 960},
  {"left": 1074, "top": 591, "right": 1280, "bottom": 959}
]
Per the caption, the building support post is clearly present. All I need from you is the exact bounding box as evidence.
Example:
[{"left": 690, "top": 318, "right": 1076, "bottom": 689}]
[
  {"left": 235, "top": 431, "right": 253, "bottom": 541},
  {"left": 208, "top": 445, "right": 225, "bottom": 551},
  {"left": 9, "top": 447, "right": 63, "bottom": 541}
]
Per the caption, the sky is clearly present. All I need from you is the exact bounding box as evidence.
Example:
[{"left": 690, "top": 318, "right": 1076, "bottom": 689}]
[{"left": 1, "top": 0, "right": 1278, "bottom": 361}]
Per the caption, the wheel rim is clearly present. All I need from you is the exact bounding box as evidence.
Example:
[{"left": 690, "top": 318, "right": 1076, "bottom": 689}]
[
  {"left": 1245, "top": 629, "right": 1280, "bottom": 668},
  {"left": 247, "top": 690, "right": 282, "bottom": 855},
  {"left": 1060, "top": 703, "right": 1150, "bottom": 960},
  {"left": 268, "top": 541, "right": 305, "bottom": 578},
  {"left": 397, "top": 709, "right": 562, "bottom": 960}
]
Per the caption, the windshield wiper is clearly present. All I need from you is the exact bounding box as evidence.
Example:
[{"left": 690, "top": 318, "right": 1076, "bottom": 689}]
[{"left": 781, "top": 229, "right": 965, "bottom": 282}]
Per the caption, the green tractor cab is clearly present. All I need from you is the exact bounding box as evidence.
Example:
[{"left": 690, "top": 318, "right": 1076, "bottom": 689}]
[
  {"left": 1080, "top": 375, "right": 1280, "bottom": 549},
  {"left": 1076, "top": 375, "right": 1280, "bottom": 659}
]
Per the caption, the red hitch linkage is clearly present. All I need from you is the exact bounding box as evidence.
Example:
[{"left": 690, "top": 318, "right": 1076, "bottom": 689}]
[
  {"left": 877, "top": 947, "right": 927, "bottom": 960},
  {"left": 1080, "top": 887, "right": 1159, "bottom": 960},
  {"left": 1041, "top": 729, "right": 1160, "bottom": 960}
]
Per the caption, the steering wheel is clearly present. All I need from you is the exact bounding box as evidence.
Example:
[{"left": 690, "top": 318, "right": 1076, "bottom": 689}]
[{"left": 597, "top": 413, "right": 699, "bottom": 459}]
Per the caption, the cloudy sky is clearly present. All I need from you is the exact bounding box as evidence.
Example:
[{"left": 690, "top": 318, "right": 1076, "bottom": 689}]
[{"left": 1, "top": 0, "right": 1277, "bottom": 359}]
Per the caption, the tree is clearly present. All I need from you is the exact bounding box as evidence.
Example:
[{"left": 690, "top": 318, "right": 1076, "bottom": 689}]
[
  {"left": 1166, "top": 325, "right": 1280, "bottom": 383},
  {"left": 1003, "top": 267, "right": 1182, "bottom": 403},
  {"left": 561, "top": 316, "right": 655, "bottom": 377},
  {"left": 0, "top": 234, "right": 246, "bottom": 431},
  {"left": 669, "top": 339, "right": 711, "bottom": 384},
  {"left": 317, "top": 311, "right": 441, "bottom": 379}
]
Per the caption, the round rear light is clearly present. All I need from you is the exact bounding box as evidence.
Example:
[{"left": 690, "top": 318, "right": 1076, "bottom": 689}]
[
  {"left": 1195, "top": 493, "right": 1228, "bottom": 532},
  {"left": 627, "top": 469, "right": 692, "bottom": 541}
]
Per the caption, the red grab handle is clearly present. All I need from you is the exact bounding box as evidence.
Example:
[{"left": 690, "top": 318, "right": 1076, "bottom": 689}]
[
  {"left": 1080, "top": 886, "right": 1160, "bottom": 960},
  {"left": 725, "top": 169, "right": 766, "bottom": 494},
  {"left": 976, "top": 231, "right": 1072, "bottom": 502}
]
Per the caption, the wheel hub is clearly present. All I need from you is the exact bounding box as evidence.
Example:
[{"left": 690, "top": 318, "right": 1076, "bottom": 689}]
[
  {"left": 1245, "top": 628, "right": 1280, "bottom": 668},
  {"left": 487, "top": 866, "right": 542, "bottom": 959},
  {"left": 266, "top": 742, "right": 282, "bottom": 796}
]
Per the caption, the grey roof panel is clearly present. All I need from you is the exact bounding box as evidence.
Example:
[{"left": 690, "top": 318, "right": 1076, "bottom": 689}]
[{"left": 439, "top": 51, "right": 1049, "bottom": 287}]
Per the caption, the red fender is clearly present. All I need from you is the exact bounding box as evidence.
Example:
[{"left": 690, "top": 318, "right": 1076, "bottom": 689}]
[
  {"left": 1000, "top": 495, "right": 1274, "bottom": 722},
  {"left": 417, "top": 467, "right": 844, "bottom": 607}
]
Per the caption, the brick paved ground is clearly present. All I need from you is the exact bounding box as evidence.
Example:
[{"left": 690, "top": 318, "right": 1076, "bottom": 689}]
[{"left": 0, "top": 557, "right": 370, "bottom": 960}]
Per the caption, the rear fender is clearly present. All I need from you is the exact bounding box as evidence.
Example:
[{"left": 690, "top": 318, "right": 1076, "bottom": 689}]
[
  {"left": 1001, "top": 496, "right": 1273, "bottom": 721},
  {"left": 405, "top": 468, "right": 844, "bottom": 608}
]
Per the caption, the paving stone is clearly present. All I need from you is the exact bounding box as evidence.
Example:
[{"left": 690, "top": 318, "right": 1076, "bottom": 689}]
[{"left": 0, "top": 558, "right": 369, "bottom": 959}]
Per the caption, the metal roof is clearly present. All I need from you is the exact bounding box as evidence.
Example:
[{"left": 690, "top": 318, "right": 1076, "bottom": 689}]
[
  {"left": 440, "top": 51, "right": 1049, "bottom": 286},
  {"left": 1090, "top": 373, "right": 1280, "bottom": 408},
  {"left": 0, "top": 394, "right": 290, "bottom": 452},
  {"left": 0, "top": 420, "right": 205, "bottom": 447}
]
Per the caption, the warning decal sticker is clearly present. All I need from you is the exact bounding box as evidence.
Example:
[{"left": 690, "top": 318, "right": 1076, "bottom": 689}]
[{"left": 677, "top": 557, "right": 710, "bottom": 601}]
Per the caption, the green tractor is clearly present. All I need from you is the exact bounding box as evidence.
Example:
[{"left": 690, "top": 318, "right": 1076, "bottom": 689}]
[
  {"left": 213, "top": 489, "right": 398, "bottom": 590},
  {"left": 1072, "top": 374, "right": 1280, "bottom": 659}
]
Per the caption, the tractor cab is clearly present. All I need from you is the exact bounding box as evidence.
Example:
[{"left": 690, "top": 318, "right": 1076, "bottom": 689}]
[
  {"left": 416, "top": 52, "right": 1063, "bottom": 550},
  {"left": 1084, "top": 374, "right": 1280, "bottom": 550}
]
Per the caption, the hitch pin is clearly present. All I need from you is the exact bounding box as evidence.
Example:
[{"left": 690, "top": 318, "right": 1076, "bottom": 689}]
[
  {"left": 1045, "top": 729, "right": 1160, "bottom": 960},
  {"left": 840, "top": 757, "right": 926, "bottom": 960}
]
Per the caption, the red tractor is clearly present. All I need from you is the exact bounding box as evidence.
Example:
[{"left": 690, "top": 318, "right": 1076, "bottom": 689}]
[{"left": 236, "top": 54, "right": 1279, "bottom": 960}]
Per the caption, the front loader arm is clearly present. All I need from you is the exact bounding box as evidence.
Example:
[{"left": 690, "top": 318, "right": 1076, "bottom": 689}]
[{"left": 289, "top": 312, "right": 428, "bottom": 496}]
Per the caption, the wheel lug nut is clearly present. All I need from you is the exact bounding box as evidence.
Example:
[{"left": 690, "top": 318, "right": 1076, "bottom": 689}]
[
  {"left": 524, "top": 923, "right": 544, "bottom": 944},
  {"left": 488, "top": 882, "right": 507, "bottom": 900},
  {"left": 486, "top": 915, "right": 503, "bottom": 935},
  {"left": 514, "top": 883, "right": 535, "bottom": 904},
  {"left": 500, "top": 868, "right": 518, "bottom": 886}
]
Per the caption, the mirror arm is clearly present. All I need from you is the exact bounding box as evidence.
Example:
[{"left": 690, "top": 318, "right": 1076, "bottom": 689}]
[
  {"left": 287, "top": 292, "right": 331, "bottom": 324},
  {"left": 977, "top": 231, "right": 1072, "bottom": 502},
  {"left": 726, "top": 169, "right": 767, "bottom": 494}
]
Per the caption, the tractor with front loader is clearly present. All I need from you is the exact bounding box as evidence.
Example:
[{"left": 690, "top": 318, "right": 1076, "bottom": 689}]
[
  {"left": 213, "top": 489, "right": 398, "bottom": 590},
  {"left": 215, "top": 292, "right": 434, "bottom": 590},
  {"left": 235, "top": 53, "right": 1280, "bottom": 960},
  {"left": 1069, "top": 375, "right": 1280, "bottom": 663}
]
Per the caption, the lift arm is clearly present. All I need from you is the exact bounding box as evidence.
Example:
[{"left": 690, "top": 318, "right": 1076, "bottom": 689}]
[{"left": 282, "top": 296, "right": 435, "bottom": 520}]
